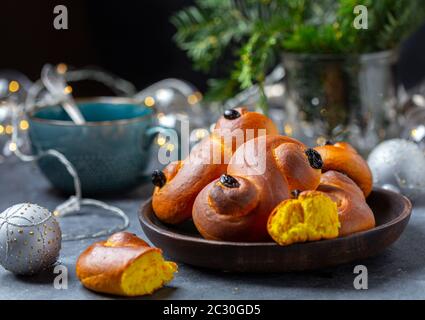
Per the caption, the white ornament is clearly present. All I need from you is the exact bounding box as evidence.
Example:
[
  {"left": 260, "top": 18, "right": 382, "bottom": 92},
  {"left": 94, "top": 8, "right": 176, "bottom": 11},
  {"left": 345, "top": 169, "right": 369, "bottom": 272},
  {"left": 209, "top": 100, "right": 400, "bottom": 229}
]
[
  {"left": 0, "top": 203, "right": 62, "bottom": 275},
  {"left": 368, "top": 139, "right": 425, "bottom": 201}
]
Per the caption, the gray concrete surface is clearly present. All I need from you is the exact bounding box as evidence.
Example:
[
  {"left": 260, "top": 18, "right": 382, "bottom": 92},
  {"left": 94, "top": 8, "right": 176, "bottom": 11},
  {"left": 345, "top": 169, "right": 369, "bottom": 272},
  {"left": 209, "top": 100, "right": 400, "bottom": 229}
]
[{"left": 1, "top": 159, "right": 424, "bottom": 300}]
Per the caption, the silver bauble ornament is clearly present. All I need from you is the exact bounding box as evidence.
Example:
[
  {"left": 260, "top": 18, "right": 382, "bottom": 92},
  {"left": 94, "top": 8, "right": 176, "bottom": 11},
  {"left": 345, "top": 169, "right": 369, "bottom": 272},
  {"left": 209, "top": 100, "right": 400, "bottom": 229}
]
[
  {"left": 367, "top": 139, "right": 425, "bottom": 201},
  {"left": 0, "top": 203, "right": 62, "bottom": 275}
]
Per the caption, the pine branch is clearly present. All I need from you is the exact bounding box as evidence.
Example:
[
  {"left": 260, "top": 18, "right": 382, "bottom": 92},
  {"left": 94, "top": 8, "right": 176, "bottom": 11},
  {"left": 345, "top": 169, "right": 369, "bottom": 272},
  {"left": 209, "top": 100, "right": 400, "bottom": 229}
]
[{"left": 172, "top": 0, "right": 425, "bottom": 106}]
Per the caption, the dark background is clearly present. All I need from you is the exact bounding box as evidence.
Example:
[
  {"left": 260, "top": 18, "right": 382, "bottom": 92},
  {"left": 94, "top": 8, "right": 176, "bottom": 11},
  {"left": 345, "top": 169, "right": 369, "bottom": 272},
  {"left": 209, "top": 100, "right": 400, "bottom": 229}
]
[
  {"left": 0, "top": 0, "right": 208, "bottom": 94},
  {"left": 1, "top": 0, "right": 425, "bottom": 94}
]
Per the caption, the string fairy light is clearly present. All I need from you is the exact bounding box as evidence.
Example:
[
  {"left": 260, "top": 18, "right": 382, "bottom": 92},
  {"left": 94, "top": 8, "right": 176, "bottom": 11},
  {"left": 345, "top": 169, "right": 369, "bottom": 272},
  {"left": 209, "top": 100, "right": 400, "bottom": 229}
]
[
  {"left": 156, "top": 134, "right": 167, "bottom": 146},
  {"left": 5, "top": 125, "right": 13, "bottom": 135},
  {"left": 166, "top": 143, "right": 175, "bottom": 152},
  {"left": 316, "top": 136, "right": 327, "bottom": 146},
  {"left": 187, "top": 91, "right": 203, "bottom": 105},
  {"left": 284, "top": 124, "right": 293, "bottom": 136},
  {"left": 8, "top": 100, "right": 129, "bottom": 241},
  {"left": 144, "top": 96, "right": 155, "bottom": 107},
  {"left": 2, "top": 65, "right": 210, "bottom": 241},
  {"left": 194, "top": 128, "right": 208, "bottom": 140},
  {"left": 19, "top": 120, "right": 29, "bottom": 131},
  {"left": 56, "top": 63, "right": 68, "bottom": 75},
  {"left": 8, "top": 142, "right": 17, "bottom": 152},
  {"left": 8, "top": 81, "right": 20, "bottom": 93},
  {"left": 63, "top": 85, "right": 73, "bottom": 95}
]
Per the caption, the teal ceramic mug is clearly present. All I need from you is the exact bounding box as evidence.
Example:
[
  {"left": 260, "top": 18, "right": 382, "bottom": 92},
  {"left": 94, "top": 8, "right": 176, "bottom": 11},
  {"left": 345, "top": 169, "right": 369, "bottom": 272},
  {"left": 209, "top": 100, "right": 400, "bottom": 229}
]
[{"left": 28, "top": 97, "right": 171, "bottom": 195}]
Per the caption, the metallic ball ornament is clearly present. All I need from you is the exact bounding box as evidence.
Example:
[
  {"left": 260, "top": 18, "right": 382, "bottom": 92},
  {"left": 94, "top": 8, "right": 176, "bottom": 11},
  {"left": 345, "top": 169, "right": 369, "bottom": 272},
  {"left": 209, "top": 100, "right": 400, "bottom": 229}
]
[
  {"left": 0, "top": 203, "right": 62, "bottom": 275},
  {"left": 368, "top": 139, "right": 425, "bottom": 201}
]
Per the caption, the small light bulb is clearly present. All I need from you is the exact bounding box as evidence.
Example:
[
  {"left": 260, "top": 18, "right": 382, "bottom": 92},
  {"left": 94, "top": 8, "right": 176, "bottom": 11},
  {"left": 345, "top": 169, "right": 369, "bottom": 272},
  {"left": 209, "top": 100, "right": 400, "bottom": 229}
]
[
  {"left": 56, "top": 63, "right": 68, "bottom": 74},
  {"left": 187, "top": 92, "right": 202, "bottom": 105},
  {"left": 144, "top": 96, "right": 155, "bottom": 107},
  {"left": 9, "top": 142, "right": 17, "bottom": 152},
  {"left": 266, "top": 84, "right": 284, "bottom": 97},
  {"left": 316, "top": 136, "right": 327, "bottom": 146},
  {"left": 195, "top": 129, "right": 208, "bottom": 140},
  {"left": 157, "top": 135, "right": 166, "bottom": 146},
  {"left": 19, "top": 120, "right": 29, "bottom": 131},
  {"left": 5, "top": 125, "right": 13, "bottom": 135},
  {"left": 311, "top": 97, "right": 320, "bottom": 106},
  {"left": 0, "top": 125, "right": 4, "bottom": 135},
  {"left": 284, "top": 124, "right": 293, "bottom": 136},
  {"left": 410, "top": 125, "right": 425, "bottom": 142},
  {"left": 63, "top": 85, "right": 73, "bottom": 95},
  {"left": 166, "top": 143, "right": 175, "bottom": 152},
  {"left": 8, "top": 81, "right": 20, "bottom": 93}
]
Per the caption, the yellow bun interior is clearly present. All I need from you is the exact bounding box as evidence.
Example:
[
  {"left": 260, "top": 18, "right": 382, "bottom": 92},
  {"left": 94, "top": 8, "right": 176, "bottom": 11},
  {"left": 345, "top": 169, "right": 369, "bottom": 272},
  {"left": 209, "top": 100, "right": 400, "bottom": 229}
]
[
  {"left": 120, "top": 251, "right": 177, "bottom": 296},
  {"left": 268, "top": 192, "right": 340, "bottom": 246}
]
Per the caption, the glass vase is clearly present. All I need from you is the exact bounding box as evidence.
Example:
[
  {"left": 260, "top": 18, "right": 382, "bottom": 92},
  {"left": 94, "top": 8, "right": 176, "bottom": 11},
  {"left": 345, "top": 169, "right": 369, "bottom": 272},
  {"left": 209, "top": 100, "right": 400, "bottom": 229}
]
[{"left": 281, "top": 51, "right": 399, "bottom": 154}]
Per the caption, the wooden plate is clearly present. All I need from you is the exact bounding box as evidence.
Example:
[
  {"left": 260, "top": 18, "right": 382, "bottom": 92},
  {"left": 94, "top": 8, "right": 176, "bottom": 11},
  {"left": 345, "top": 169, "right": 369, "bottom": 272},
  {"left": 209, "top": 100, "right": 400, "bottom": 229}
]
[{"left": 139, "top": 188, "right": 412, "bottom": 272}]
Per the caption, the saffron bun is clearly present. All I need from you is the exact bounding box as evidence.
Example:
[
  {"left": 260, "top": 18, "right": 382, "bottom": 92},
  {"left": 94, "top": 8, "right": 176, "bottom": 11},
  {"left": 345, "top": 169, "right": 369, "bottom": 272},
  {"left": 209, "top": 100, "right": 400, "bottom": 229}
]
[
  {"left": 314, "top": 142, "right": 373, "bottom": 197},
  {"left": 152, "top": 107, "right": 278, "bottom": 224},
  {"left": 192, "top": 135, "right": 323, "bottom": 242},
  {"left": 317, "top": 171, "right": 375, "bottom": 236},
  {"left": 76, "top": 232, "right": 177, "bottom": 296}
]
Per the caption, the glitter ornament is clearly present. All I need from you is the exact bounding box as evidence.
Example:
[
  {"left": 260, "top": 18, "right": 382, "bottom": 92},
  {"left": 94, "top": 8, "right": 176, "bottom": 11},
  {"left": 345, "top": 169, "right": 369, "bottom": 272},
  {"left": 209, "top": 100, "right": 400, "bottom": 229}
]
[
  {"left": 367, "top": 139, "right": 425, "bottom": 201},
  {"left": 0, "top": 203, "right": 61, "bottom": 275}
]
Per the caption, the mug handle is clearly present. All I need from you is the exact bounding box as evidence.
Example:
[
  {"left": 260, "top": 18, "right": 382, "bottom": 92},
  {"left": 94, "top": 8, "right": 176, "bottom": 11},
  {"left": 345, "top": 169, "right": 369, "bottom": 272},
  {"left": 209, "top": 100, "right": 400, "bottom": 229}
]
[
  {"left": 140, "top": 125, "right": 179, "bottom": 181},
  {"left": 142, "top": 126, "right": 177, "bottom": 151}
]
